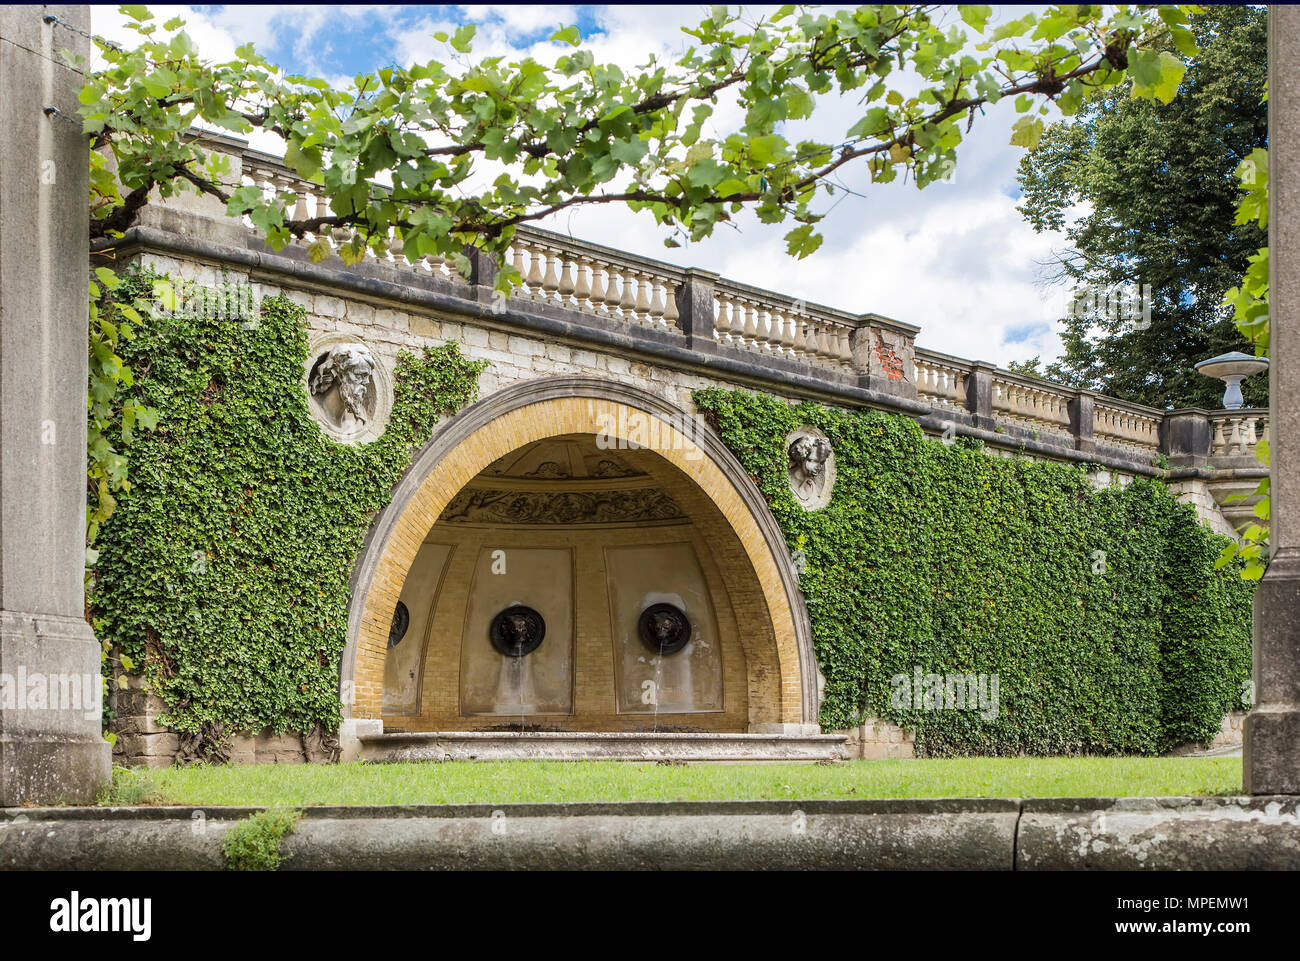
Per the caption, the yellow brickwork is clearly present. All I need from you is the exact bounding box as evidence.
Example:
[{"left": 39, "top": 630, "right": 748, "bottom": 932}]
[{"left": 352, "top": 398, "right": 805, "bottom": 725}]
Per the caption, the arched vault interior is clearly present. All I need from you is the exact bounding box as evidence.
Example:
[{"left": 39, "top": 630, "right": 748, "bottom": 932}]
[{"left": 378, "top": 433, "right": 785, "bottom": 732}]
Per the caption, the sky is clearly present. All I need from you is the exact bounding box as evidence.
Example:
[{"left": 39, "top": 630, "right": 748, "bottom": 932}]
[{"left": 89, "top": 3, "right": 1088, "bottom": 367}]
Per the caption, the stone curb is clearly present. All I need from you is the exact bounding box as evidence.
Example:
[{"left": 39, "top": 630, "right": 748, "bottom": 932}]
[{"left": 2, "top": 797, "right": 1298, "bottom": 870}]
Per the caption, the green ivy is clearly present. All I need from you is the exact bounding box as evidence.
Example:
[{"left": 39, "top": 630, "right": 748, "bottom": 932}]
[
  {"left": 694, "top": 388, "right": 1254, "bottom": 756},
  {"left": 91, "top": 269, "right": 485, "bottom": 737}
]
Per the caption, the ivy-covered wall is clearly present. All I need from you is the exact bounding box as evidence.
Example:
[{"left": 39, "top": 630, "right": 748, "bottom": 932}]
[
  {"left": 90, "top": 269, "right": 1253, "bottom": 757},
  {"left": 693, "top": 388, "right": 1254, "bottom": 756},
  {"left": 92, "top": 272, "right": 485, "bottom": 738}
]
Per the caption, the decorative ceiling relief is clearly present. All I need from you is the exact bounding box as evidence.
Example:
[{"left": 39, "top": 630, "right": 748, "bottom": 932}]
[
  {"left": 440, "top": 488, "right": 686, "bottom": 526},
  {"left": 481, "top": 435, "right": 645, "bottom": 481}
]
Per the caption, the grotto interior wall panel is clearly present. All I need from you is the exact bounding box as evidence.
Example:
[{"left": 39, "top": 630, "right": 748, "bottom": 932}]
[
  {"left": 605, "top": 541, "right": 725, "bottom": 714},
  {"left": 382, "top": 542, "right": 454, "bottom": 716}
]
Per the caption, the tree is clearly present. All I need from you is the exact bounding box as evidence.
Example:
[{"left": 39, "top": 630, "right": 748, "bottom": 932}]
[
  {"left": 74, "top": 3, "right": 1202, "bottom": 552},
  {"left": 1015, "top": 5, "right": 1267, "bottom": 410}
]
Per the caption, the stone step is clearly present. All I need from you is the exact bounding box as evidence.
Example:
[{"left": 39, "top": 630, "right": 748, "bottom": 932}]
[{"left": 359, "top": 731, "right": 848, "bottom": 763}]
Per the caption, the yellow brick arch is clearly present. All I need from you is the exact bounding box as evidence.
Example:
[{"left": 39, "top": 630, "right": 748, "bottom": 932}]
[{"left": 342, "top": 377, "right": 820, "bottom": 730}]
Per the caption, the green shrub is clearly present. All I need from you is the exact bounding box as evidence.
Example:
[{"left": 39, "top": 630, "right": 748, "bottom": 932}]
[
  {"left": 222, "top": 808, "right": 302, "bottom": 871},
  {"left": 694, "top": 388, "right": 1254, "bottom": 755},
  {"left": 91, "top": 269, "right": 485, "bottom": 738}
]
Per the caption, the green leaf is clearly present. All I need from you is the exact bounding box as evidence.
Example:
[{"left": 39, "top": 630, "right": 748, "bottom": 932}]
[
  {"left": 1009, "top": 115, "right": 1044, "bottom": 150},
  {"left": 747, "top": 134, "right": 789, "bottom": 166},
  {"left": 784, "top": 224, "right": 823, "bottom": 259},
  {"left": 307, "top": 238, "right": 332, "bottom": 263},
  {"left": 550, "top": 25, "right": 581, "bottom": 47},
  {"left": 958, "top": 5, "right": 992, "bottom": 33},
  {"left": 451, "top": 24, "right": 476, "bottom": 53}
]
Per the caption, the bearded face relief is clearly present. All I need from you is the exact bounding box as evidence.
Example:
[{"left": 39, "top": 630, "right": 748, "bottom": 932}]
[
  {"left": 786, "top": 428, "right": 836, "bottom": 510},
  {"left": 306, "top": 338, "right": 390, "bottom": 443},
  {"left": 309, "top": 344, "right": 376, "bottom": 433}
]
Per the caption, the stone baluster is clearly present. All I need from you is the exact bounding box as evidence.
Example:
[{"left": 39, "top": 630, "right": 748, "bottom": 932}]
[
  {"left": 718, "top": 295, "right": 738, "bottom": 344},
  {"left": 525, "top": 243, "right": 545, "bottom": 298},
  {"left": 648, "top": 276, "right": 667, "bottom": 327},
  {"left": 574, "top": 256, "right": 593, "bottom": 312},
  {"left": 616, "top": 265, "right": 637, "bottom": 321},
  {"left": 740, "top": 298, "right": 758, "bottom": 345},
  {"left": 511, "top": 244, "right": 528, "bottom": 290},
  {"left": 596, "top": 261, "right": 619, "bottom": 317},
  {"left": 662, "top": 280, "right": 680, "bottom": 327},
  {"left": 540, "top": 247, "right": 561, "bottom": 304},
  {"left": 557, "top": 255, "right": 576, "bottom": 307},
  {"left": 632, "top": 271, "right": 653, "bottom": 325}
]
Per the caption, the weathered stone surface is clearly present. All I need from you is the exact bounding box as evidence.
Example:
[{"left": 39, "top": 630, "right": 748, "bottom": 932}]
[
  {"left": 113, "top": 733, "right": 180, "bottom": 758},
  {"left": 0, "top": 5, "right": 111, "bottom": 806},
  {"left": 1018, "top": 797, "right": 1300, "bottom": 870},
  {"left": 6, "top": 797, "right": 1299, "bottom": 871},
  {"left": 360, "top": 731, "right": 847, "bottom": 763},
  {"left": 1245, "top": 6, "right": 1300, "bottom": 796}
]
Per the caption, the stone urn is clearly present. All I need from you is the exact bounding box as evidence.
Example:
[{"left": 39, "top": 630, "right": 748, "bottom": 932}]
[{"left": 1194, "top": 351, "right": 1269, "bottom": 410}]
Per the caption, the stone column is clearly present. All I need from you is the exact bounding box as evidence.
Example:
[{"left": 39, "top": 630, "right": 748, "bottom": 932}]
[
  {"left": 0, "top": 5, "right": 110, "bottom": 805},
  {"left": 673, "top": 267, "right": 718, "bottom": 348},
  {"left": 1070, "top": 391, "right": 1097, "bottom": 455},
  {"left": 1245, "top": 5, "right": 1300, "bottom": 795},
  {"left": 1160, "top": 408, "right": 1210, "bottom": 468},
  {"left": 965, "top": 362, "right": 995, "bottom": 431}
]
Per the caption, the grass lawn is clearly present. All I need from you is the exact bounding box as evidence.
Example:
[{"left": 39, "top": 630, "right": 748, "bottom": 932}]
[{"left": 99, "top": 756, "right": 1243, "bottom": 807}]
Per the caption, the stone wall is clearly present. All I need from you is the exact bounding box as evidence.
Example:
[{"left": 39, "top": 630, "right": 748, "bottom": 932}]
[
  {"left": 837, "top": 719, "right": 917, "bottom": 760},
  {"left": 110, "top": 676, "right": 336, "bottom": 767},
  {"left": 132, "top": 251, "right": 788, "bottom": 433}
]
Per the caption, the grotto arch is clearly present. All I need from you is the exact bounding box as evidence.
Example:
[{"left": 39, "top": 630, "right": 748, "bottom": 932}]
[{"left": 341, "top": 376, "right": 820, "bottom": 732}]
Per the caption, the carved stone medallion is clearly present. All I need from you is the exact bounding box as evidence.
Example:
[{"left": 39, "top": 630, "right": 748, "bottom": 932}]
[
  {"left": 638, "top": 602, "right": 691, "bottom": 656},
  {"left": 387, "top": 601, "right": 409, "bottom": 649},
  {"left": 489, "top": 605, "right": 546, "bottom": 657},
  {"left": 785, "top": 426, "right": 835, "bottom": 511},
  {"left": 305, "top": 334, "right": 391, "bottom": 444}
]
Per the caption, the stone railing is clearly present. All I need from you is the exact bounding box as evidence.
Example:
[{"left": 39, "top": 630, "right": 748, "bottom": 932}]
[
  {"left": 992, "top": 371, "right": 1074, "bottom": 439},
  {"left": 711, "top": 277, "right": 858, "bottom": 375},
  {"left": 1093, "top": 398, "right": 1163, "bottom": 454},
  {"left": 119, "top": 136, "right": 1270, "bottom": 485},
  {"left": 1209, "top": 409, "right": 1269, "bottom": 460},
  {"left": 504, "top": 230, "right": 682, "bottom": 332},
  {"left": 913, "top": 350, "right": 969, "bottom": 412}
]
